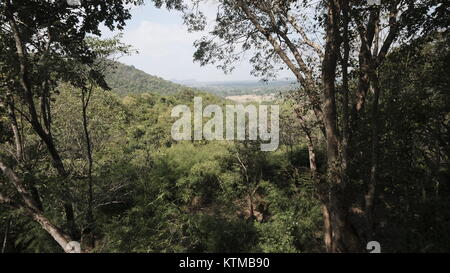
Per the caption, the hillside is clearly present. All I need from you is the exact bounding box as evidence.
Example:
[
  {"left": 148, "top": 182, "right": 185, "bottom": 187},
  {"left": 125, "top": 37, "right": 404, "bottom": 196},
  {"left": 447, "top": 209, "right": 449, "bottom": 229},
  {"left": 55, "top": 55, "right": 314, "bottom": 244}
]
[
  {"left": 104, "top": 61, "right": 192, "bottom": 96},
  {"left": 104, "top": 61, "right": 294, "bottom": 98}
]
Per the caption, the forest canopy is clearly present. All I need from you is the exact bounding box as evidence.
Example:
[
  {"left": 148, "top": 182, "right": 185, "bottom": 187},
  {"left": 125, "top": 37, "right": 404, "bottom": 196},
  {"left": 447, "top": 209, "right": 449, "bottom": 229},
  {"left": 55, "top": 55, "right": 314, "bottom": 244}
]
[{"left": 0, "top": 0, "right": 449, "bottom": 253}]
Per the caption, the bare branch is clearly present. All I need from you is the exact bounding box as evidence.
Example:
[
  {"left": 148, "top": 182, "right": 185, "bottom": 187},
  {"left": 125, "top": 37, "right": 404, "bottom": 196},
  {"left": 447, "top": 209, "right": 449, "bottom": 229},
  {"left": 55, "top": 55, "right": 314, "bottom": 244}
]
[{"left": 286, "top": 15, "right": 324, "bottom": 60}]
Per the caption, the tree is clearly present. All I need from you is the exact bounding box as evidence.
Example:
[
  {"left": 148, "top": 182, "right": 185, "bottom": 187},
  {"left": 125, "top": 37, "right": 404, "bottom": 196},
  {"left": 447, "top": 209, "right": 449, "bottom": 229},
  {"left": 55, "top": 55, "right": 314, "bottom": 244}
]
[
  {"left": 178, "top": 0, "right": 446, "bottom": 252},
  {"left": 0, "top": 0, "right": 140, "bottom": 252}
]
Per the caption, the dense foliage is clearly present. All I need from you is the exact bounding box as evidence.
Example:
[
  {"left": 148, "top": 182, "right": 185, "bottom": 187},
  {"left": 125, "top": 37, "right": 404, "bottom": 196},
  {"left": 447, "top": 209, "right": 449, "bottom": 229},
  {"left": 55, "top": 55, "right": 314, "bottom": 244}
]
[
  {"left": 0, "top": 0, "right": 449, "bottom": 253},
  {"left": 1, "top": 86, "right": 324, "bottom": 253}
]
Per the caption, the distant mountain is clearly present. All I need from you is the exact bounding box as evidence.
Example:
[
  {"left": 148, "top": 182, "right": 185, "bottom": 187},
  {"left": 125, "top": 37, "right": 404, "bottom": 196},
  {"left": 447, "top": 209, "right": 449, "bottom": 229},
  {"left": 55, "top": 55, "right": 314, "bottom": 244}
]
[
  {"left": 176, "top": 79, "right": 298, "bottom": 97},
  {"left": 171, "top": 79, "right": 200, "bottom": 86},
  {"left": 103, "top": 61, "right": 296, "bottom": 97},
  {"left": 104, "top": 62, "right": 192, "bottom": 96}
]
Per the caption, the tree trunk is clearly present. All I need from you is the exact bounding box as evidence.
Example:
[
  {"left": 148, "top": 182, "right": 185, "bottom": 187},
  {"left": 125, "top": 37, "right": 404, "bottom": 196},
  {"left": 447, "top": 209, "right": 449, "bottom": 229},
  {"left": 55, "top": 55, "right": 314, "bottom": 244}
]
[
  {"left": 0, "top": 160, "right": 74, "bottom": 252},
  {"left": 321, "top": 204, "right": 333, "bottom": 252},
  {"left": 303, "top": 128, "right": 331, "bottom": 251},
  {"left": 81, "top": 86, "right": 95, "bottom": 249},
  {"left": 322, "top": 0, "right": 361, "bottom": 252},
  {"left": 5, "top": 0, "right": 78, "bottom": 242},
  {"left": 6, "top": 93, "right": 23, "bottom": 160},
  {"left": 2, "top": 217, "right": 11, "bottom": 253}
]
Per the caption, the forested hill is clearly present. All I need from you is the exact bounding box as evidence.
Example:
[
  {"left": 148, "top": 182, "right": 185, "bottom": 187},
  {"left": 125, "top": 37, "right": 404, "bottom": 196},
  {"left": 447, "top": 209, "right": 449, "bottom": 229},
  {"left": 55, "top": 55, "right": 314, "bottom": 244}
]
[{"left": 104, "top": 61, "right": 192, "bottom": 95}]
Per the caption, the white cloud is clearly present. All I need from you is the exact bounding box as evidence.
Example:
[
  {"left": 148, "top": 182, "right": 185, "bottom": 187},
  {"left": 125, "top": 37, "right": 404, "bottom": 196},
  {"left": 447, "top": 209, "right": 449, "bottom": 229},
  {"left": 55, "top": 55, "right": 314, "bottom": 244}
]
[
  {"left": 123, "top": 21, "right": 202, "bottom": 58},
  {"left": 99, "top": 3, "right": 292, "bottom": 82}
]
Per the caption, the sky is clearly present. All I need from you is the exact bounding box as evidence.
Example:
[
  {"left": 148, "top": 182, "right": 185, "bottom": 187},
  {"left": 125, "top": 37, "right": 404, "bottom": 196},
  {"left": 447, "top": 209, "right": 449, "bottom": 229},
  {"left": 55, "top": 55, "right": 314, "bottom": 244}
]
[{"left": 100, "top": 1, "right": 291, "bottom": 83}]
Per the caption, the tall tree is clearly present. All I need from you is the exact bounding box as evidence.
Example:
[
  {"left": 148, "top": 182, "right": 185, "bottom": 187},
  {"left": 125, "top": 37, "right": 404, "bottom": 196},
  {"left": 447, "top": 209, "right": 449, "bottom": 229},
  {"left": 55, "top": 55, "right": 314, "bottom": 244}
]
[
  {"left": 0, "top": 0, "right": 139, "bottom": 252},
  {"left": 180, "top": 0, "right": 445, "bottom": 252}
]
